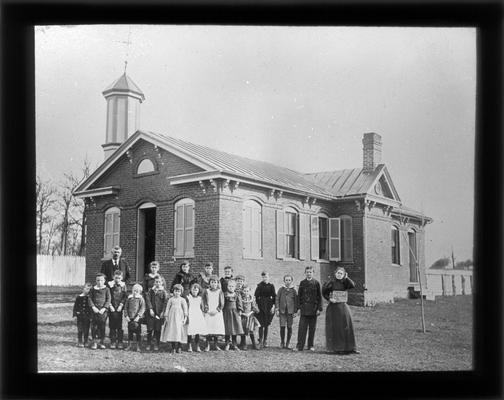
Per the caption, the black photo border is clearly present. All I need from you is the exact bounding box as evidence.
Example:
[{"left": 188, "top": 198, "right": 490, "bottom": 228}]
[{"left": 1, "top": 0, "right": 502, "bottom": 399}]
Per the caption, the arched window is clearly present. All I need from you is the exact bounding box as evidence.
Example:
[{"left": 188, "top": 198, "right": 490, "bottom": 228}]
[
  {"left": 174, "top": 198, "right": 195, "bottom": 258},
  {"left": 136, "top": 158, "right": 155, "bottom": 174},
  {"left": 104, "top": 207, "right": 120, "bottom": 257},
  {"left": 340, "top": 215, "right": 353, "bottom": 262},
  {"left": 243, "top": 200, "right": 262, "bottom": 258},
  {"left": 391, "top": 225, "right": 401, "bottom": 265}
]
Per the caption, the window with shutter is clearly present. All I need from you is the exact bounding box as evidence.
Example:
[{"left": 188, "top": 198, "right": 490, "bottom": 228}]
[
  {"left": 174, "top": 199, "right": 195, "bottom": 258},
  {"left": 285, "top": 208, "right": 297, "bottom": 258},
  {"left": 243, "top": 200, "right": 262, "bottom": 258},
  {"left": 104, "top": 207, "right": 120, "bottom": 257},
  {"left": 391, "top": 225, "right": 400, "bottom": 264},
  {"left": 276, "top": 209, "right": 285, "bottom": 259},
  {"left": 329, "top": 218, "right": 341, "bottom": 261},
  {"left": 299, "top": 213, "right": 307, "bottom": 260},
  {"left": 340, "top": 215, "right": 353, "bottom": 261},
  {"left": 310, "top": 215, "right": 319, "bottom": 260},
  {"left": 318, "top": 216, "right": 329, "bottom": 260}
]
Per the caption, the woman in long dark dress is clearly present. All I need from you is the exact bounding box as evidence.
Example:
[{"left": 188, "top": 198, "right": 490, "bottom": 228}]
[
  {"left": 254, "top": 271, "right": 276, "bottom": 348},
  {"left": 322, "top": 267, "right": 359, "bottom": 354}
]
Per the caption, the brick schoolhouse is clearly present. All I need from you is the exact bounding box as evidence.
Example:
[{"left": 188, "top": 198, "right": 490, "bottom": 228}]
[{"left": 74, "top": 73, "right": 432, "bottom": 306}]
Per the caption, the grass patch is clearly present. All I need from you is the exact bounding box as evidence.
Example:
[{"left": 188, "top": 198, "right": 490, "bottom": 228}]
[{"left": 38, "top": 295, "right": 472, "bottom": 372}]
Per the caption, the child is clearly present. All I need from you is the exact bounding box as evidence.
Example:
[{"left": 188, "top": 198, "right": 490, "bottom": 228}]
[
  {"left": 202, "top": 275, "right": 225, "bottom": 351},
  {"left": 145, "top": 276, "right": 169, "bottom": 351},
  {"left": 222, "top": 279, "right": 244, "bottom": 350},
  {"left": 124, "top": 283, "right": 145, "bottom": 352},
  {"left": 239, "top": 284, "right": 261, "bottom": 350},
  {"left": 108, "top": 270, "right": 127, "bottom": 349},
  {"left": 293, "top": 266, "right": 322, "bottom": 352},
  {"left": 276, "top": 274, "right": 298, "bottom": 349},
  {"left": 186, "top": 283, "right": 207, "bottom": 352},
  {"left": 197, "top": 262, "right": 214, "bottom": 291},
  {"left": 88, "top": 273, "right": 111, "bottom": 349},
  {"left": 171, "top": 261, "right": 197, "bottom": 297},
  {"left": 143, "top": 261, "right": 166, "bottom": 295},
  {"left": 160, "top": 283, "right": 188, "bottom": 353},
  {"left": 322, "top": 267, "right": 359, "bottom": 354},
  {"left": 254, "top": 271, "right": 276, "bottom": 348},
  {"left": 72, "top": 283, "right": 93, "bottom": 347},
  {"left": 235, "top": 274, "right": 245, "bottom": 295},
  {"left": 220, "top": 265, "right": 234, "bottom": 292}
]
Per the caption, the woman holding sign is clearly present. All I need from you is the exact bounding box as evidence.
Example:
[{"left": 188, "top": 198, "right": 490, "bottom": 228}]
[{"left": 322, "top": 267, "right": 359, "bottom": 354}]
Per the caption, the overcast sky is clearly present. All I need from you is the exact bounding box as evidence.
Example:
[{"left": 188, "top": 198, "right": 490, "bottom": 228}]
[{"left": 35, "top": 25, "right": 476, "bottom": 266}]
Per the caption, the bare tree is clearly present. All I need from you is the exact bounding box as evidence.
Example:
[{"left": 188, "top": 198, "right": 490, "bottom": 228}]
[
  {"left": 56, "top": 157, "right": 92, "bottom": 255},
  {"left": 36, "top": 176, "right": 57, "bottom": 254}
]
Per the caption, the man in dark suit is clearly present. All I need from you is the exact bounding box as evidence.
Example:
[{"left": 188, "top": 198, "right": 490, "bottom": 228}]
[
  {"left": 293, "top": 266, "right": 323, "bottom": 352},
  {"left": 101, "top": 246, "right": 131, "bottom": 284}
]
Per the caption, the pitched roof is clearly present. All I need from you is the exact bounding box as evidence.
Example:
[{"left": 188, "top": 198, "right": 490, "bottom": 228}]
[
  {"left": 144, "top": 130, "right": 334, "bottom": 197},
  {"left": 102, "top": 73, "right": 145, "bottom": 101},
  {"left": 303, "top": 167, "right": 382, "bottom": 197}
]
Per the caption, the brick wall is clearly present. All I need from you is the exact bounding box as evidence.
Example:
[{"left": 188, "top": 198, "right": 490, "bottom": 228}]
[
  {"left": 83, "top": 138, "right": 427, "bottom": 306},
  {"left": 363, "top": 205, "right": 426, "bottom": 305}
]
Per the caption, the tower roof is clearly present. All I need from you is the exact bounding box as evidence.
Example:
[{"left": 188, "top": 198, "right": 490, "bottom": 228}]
[{"left": 102, "top": 73, "right": 145, "bottom": 101}]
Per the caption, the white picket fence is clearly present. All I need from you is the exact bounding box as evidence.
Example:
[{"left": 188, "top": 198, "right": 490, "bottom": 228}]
[
  {"left": 37, "top": 255, "right": 86, "bottom": 286},
  {"left": 426, "top": 269, "right": 473, "bottom": 297}
]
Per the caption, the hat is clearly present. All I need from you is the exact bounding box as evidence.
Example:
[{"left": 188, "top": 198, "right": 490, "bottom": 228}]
[{"left": 235, "top": 274, "right": 245, "bottom": 281}]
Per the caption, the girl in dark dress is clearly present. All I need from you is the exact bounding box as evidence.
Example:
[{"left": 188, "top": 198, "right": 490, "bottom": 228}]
[
  {"left": 222, "top": 279, "right": 244, "bottom": 350},
  {"left": 322, "top": 267, "right": 359, "bottom": 354},
  {"left": 170, "top": 260, "right": 197, "bottom": 297},
  {"left": 254, "top": 271, "right": 276, "bottom": 348}
]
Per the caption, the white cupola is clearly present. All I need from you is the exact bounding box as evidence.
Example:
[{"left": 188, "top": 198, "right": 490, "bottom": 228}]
[{"left": 102, "top": 73, "right": 145, "bottom": 159}]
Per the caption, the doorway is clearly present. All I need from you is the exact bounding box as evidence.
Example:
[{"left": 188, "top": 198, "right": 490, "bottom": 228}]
[
  {"left": 408, "top": 230, "right": 418, "bottom": 283},
  {"left": 137, "top": 203, "right": 156, "bottom": 281}
]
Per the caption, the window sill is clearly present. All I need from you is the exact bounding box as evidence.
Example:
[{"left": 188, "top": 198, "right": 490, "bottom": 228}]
[
  {"left": 281, "top": 257, "right": 301, "bottom": 262},
  {"left": 174, "top": 255, "right": 195, "bottom": 260},
  {"left": 243, "top": 255, "right": 264, "bottom": 260},
  {"left": 317, "top": 259, "right": 330, "bottom": 264},
  {"left": 392, "top": 263, "right": 402, "bottom": 267},
  {"left": 133, "top": 171, "right": 160, "bottom": 178}
]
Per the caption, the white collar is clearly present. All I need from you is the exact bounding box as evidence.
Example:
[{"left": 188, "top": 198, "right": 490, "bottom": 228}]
[
  {"left": 128, "top": 294, "right": 142, "bottom": 299},
  {"left": 94, "top": 285, "right": 106, "bottom": 290},
  {"left": 108, "top": 280, "right": 125, "bottom": 287}
]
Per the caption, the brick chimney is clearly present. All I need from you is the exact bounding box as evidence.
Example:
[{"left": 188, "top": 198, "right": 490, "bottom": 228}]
[{"left": 362, "top": 132, "right": 382, "bottom": 172}]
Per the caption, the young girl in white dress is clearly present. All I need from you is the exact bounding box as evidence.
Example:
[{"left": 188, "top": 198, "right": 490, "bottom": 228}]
[
  {"left": 160, "top": 284, "right": 188, "bottom": 354},
  {"left": 186, "top": 283, "right": 207, "bottom": 352},
  {"left": 202, "top": 275, "right": 225, "bottom": 351}
]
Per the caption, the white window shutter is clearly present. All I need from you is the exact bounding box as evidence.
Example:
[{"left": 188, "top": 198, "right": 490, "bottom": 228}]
[
  {"left": 174, "top": 205, "right": 184, "bottom": 257},
  {"left": 253, "top": 208, "right": 262, "bottom": 257},
  {"left": 276, "top": 209, "right": 285, "bottom": 259},
  {"left": 299, "top": 213, "right": 307, "bottom": 260},
  {"left": 329, "top": 218, "right": 341, "bottom": 261},
  {"left": 243, "top": 205, "right": 251, "bottom": 257},
  {"left": 310, "top": 215, "right": 319, "bottom": 260},
  {"left": 184, "top": 204, "right": 194, "bottom": 257}
]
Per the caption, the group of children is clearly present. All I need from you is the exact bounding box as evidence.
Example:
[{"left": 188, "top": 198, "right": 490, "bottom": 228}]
[{"left": 73, "top": 261, "right": 359, "bottom": 355}]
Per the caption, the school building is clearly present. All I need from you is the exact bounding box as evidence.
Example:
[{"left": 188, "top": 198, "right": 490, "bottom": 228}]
[{"left": 74, "top": 72, "right": 432, "bottom": 306}]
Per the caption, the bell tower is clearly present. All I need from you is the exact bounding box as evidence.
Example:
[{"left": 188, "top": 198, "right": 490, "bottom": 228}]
[{"left": 102, "top": 73, "right": 145, "bottom": 159}]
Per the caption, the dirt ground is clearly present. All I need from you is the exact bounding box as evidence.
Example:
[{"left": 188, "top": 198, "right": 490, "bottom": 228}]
[{"left": 37, "top": 288, "right": 472, "bottom": 372}]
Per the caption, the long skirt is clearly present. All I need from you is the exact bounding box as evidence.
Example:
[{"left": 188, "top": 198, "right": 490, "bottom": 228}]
[
  {"left": 222, "top": 309, "right": 244, "bottom": 335},
  {"left": 325, "top": 302, "right": 356, "bottom": 352}
]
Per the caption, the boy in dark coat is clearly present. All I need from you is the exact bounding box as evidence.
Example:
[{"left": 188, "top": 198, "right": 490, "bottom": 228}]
[
  {"left": 293, "top": 266, "right": 322, "bottom": 352},
  {"left": 73, "top": 283, "right": 93, "bottom": 347},
  {"left": 88, "top": 273, "right": 111, "bottom": 349},
  {"left": 145, "top": 276, "right": 169, "bottom": 351},
  {"left": 107, "top": 270, "right": 127, "bottom": 349}
]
